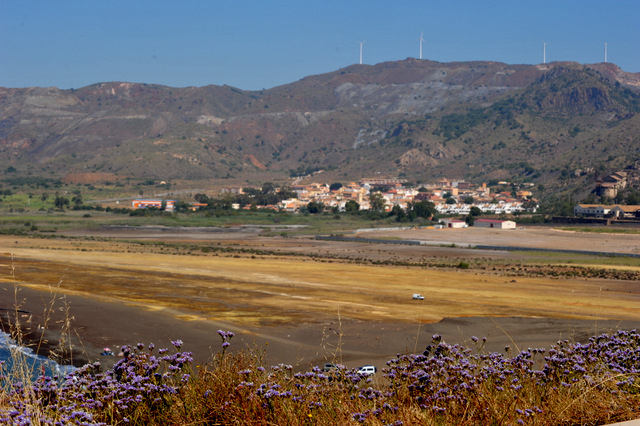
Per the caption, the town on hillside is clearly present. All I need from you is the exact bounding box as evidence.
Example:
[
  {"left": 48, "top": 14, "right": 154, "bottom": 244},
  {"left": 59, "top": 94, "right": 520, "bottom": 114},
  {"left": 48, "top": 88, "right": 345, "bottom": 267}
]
[
  {"left": 269, "top": 177, "right": 537, "bottom": 215},
  {"left": 133, "top": 177, "right": 539, "bottom": 217},
  {"left": 131, "top": 169, "right": 640, "bottom": 226}
]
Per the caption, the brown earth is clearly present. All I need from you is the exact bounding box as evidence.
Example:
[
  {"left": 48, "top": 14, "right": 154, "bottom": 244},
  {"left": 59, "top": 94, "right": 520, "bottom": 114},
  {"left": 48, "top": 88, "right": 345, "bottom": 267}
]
[
  {"left": 1, "top": 225, "right": 639, "bottom": 373},
  {"left": 62, "top": 172, "right": 121, "bottom": 184},
  {"left": 361, "top": 226, "right": 640, "bottom": 256}
]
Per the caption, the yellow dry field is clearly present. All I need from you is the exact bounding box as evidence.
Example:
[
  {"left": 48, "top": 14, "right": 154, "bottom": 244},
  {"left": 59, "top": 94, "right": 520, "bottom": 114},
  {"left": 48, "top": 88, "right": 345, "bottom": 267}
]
[{"left": 1, "top": 233, "right": 638, "bottom": 328}]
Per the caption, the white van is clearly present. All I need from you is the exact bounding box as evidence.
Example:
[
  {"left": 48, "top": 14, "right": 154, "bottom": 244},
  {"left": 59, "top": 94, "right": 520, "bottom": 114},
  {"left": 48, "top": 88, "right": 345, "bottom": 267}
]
[{"left": 357, "top": 365, "right": 377, "bottom": 375}]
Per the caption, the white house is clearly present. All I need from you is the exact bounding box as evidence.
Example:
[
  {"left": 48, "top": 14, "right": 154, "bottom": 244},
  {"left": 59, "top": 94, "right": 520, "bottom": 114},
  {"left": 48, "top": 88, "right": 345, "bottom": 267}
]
[
  {"left": 441, "top": 219, "right": 467, "bottom": 228},
  {"left": 609, "top": 205, "right": 640, "bottom": 219},
  {"left": 473, "top": 219, "right": 516, "bottom": 229},
  {"left": 131, "top": 199, "right": 176, "bottom": 211},
  {"left": 573, "top": 204, "right": 612, "bottom": 218}
]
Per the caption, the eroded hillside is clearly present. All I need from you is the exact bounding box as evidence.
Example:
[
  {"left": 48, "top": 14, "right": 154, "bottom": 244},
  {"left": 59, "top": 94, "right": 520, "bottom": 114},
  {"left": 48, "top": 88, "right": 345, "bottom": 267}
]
[{"left": 1, "top": 59, "right": 639, "bottom": 189}]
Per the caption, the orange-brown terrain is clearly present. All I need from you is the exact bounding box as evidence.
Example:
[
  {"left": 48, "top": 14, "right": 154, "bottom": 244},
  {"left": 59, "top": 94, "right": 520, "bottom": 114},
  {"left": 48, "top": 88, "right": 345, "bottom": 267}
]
[{"left": 1, "top": 225, "right": 639, "bottom": 371}]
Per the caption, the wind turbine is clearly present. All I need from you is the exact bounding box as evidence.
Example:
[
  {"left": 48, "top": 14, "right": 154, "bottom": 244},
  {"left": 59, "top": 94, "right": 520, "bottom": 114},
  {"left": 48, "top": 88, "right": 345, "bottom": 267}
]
[
  {"left": 419, "top": 32, "right": 425, "bottom": 60},
  {"left": 604, "top": 42, "right": 608, "bottom": 63},
  {"left": 358, "top": 40, "right": 365, "bottom": 65},
  {"left": 542, "top": 41, "right": 549, "bottom": 64}
]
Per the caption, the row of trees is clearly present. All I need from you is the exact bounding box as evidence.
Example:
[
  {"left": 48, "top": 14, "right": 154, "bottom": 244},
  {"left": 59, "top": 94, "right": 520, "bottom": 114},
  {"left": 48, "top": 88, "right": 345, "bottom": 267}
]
[
  {"left": 300, "top": 196, "right": 439, "bottom": 223},
  {"left": 190, "top": 185, "right": 441, "bottom": 223}
]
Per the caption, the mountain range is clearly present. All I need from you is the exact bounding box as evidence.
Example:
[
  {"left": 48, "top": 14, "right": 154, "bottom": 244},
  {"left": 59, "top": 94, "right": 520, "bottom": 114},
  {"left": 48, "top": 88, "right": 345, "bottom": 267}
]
[{"left": 1, "top": 59, "right": 639, "bottom": 192}]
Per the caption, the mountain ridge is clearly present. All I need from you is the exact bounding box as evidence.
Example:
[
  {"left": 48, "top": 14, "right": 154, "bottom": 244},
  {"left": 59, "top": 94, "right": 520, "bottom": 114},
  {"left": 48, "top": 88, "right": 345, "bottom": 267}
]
[{"left": 1, "top": 59, "right": 639, "bottom": 192}]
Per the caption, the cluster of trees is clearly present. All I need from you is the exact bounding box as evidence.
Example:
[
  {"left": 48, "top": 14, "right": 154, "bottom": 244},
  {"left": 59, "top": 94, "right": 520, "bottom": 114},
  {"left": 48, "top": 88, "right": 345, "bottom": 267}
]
[
  {"left": 194, "top": 183, "right": 297, "bottom": 211},
  {"left": 51, "top": 192, "right": 84, "bottom": 211},
  {"left": 308, "top": 193, "right": 438, "bottom": 223},
  {"left": 190, "top": 184, "right": 449, "bottom": 224},
  {"left": 387, "top": 199, "right": 439, "bottom": 222}
]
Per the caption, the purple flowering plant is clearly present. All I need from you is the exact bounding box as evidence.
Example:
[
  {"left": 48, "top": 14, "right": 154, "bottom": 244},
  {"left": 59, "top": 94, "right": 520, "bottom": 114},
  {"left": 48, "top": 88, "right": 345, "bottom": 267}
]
[{"left": 1, "top": 330, "right": 639, "bottom": 425}]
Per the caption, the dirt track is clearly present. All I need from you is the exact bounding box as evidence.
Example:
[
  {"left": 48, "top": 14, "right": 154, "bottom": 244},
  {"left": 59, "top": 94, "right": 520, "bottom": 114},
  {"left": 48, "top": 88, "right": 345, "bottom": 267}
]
[{"left": 361, "top": 226, "right": 640, "bottom": 255}]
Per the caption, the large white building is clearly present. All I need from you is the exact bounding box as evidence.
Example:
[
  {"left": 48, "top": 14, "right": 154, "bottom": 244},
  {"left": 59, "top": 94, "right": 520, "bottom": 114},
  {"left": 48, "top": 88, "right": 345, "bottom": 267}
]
[
  {"left": 574, "top": 204, "right": 640, "bottom": 218},
  {"left": 573, "top": 204, "right": 612, "bottom": 218},
  {"left": 435, "top": 201, "right": 527, "bottom": 215}
]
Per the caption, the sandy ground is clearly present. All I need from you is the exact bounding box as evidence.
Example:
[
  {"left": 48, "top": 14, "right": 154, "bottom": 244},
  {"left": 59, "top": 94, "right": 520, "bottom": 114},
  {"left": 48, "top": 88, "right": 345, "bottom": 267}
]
[
  {"left": 5, "top": 281, "right": 639, "bottom": 373},
  {"left": 1, "top": 225, "right": 639, "bottom": 373},
  {"left": 361, "top": 225, "right": 640, "bottom": 255}
]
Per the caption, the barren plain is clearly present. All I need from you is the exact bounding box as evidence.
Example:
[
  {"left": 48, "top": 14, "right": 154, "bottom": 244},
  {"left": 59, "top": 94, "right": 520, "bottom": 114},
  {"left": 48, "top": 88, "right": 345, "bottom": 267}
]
[{"left": 1, "top": 224, "right": 639, "bottom": 372}]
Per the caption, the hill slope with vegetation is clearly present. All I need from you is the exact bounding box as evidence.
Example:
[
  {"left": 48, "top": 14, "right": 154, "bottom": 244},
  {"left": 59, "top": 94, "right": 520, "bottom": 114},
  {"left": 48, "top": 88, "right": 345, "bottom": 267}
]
[{"left": 1, "top": 60, "right": 639, "bottom": 195}]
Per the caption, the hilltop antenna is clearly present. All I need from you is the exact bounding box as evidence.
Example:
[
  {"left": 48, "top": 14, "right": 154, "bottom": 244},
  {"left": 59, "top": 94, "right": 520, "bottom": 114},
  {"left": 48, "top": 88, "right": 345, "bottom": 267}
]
[
  {"left": 419, "top": 32, "right": 425, "bottom": 60},
  {"left": 542, "top": 41, "right": 548, "bottom": 64},
  {"left": 358, "top": 40, "right": 365, "bottom": 65},
  {"left": 604, "top": 42, "right": 608, "bottom": 63}
]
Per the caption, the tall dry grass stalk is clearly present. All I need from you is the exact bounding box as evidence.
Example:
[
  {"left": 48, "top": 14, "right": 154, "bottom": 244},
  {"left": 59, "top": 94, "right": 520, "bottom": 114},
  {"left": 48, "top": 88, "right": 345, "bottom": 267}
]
[
  {"left": 0, "top": 257, "right": 80, "bottom": 386},
  {"left": 321, "top": 305, "right": 344, "bottom": 366}
]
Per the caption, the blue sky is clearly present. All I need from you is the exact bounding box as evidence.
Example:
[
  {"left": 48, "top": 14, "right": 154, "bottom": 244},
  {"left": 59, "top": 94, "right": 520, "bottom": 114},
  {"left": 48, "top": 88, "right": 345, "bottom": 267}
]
[{"left": 1, "top": 1, "right": 638, "bottom": 90}]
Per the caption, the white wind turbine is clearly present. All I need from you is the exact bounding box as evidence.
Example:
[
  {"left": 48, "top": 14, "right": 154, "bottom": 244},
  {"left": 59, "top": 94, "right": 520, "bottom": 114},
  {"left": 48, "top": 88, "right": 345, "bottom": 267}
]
[
  {"left": 604, "top": 42, "right": 608, "bottom": 63},
  {"left": 419, "top": 32, "right": 425, "bottom": 60},
  {"left": 542, "top": 41, "right": 549, "bottom": 64},
  {"left": 358, "top": 40, "right": 365, "bottom": 64}
]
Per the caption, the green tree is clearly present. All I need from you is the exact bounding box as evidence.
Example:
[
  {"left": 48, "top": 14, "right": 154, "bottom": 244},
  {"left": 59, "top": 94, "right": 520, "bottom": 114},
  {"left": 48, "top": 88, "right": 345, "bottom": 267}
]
[
  {"left": 469, "top": 206, "right": 482, "bottom": 216},
  {"left": 465, "top": 214, "right": 475, "bottom": 226},
  {"left": 219, "top": 194, "right": 234, "bottom": 210},
  {"left": 261, "top": 182, "right": 275, "bottom": 194},
  {"left": 626, "top": 190, "right": 640, "bottom": 205},
  {"left": 389, "top": 204, "right": 406, "bottom": 221},
  {"left": 174, "top": 200, "right": 191, "bottom": 212},
  {"left": 368, "top": 192, "right": 386, "bottom": 213},
  {"left": 344, "top": 199, "right": 360, "bottom": 214},
  {"left": 329, "top": 182, "right": 343, "bottom": 191},
  {"left": 194, "top": 193, "right": 211, "bottom": 204},
  {"left": 71, "top": 194, "right": 83, "bottom": 208},
  {"left": 614, "top": 192, "right": 624, "bottom": 204},
  {"left": 307, "top": 201, "right": 324, "bottom": 214},
  {"left": 411, "top": 200, "right": 436, "bottom": 220},
  {"left": 581, "top": 193, "right": 597, "bottom": 204},
  {"left": 278, "top": 185, "right": 297, "bottom": 200},
  {"left": 54, "top": 194, "right": 70, "bottom": 210}
]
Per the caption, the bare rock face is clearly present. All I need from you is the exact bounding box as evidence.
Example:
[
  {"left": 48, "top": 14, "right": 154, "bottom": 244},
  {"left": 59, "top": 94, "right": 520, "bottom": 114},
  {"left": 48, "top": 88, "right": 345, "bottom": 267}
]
[{"left": 399, "top": 149, "right": 438, "bottom": 167}]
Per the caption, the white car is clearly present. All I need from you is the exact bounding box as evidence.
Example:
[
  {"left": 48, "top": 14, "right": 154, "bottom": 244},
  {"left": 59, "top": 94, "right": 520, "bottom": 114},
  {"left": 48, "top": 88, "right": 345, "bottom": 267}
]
[
  {"left": 357, "top": 365, "right": 377, "bottom": 375},
  {"left": 412, "top": 294, "right": 424, "bottom": 300}
]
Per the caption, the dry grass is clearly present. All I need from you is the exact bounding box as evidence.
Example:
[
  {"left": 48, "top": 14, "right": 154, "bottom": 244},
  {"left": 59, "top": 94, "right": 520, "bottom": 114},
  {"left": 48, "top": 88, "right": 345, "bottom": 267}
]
[
  {"left": 2, "top": 233, "right": 639, "bottom": 331},
  {"left": 1, "top": 228, "right": 640, "bottom": 424}
]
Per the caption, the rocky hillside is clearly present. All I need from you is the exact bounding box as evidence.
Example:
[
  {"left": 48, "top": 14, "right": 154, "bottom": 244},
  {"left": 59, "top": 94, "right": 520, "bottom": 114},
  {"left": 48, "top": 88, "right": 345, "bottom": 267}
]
[{"left": 1, "top": 59, "right": 639, "bottom": 190}]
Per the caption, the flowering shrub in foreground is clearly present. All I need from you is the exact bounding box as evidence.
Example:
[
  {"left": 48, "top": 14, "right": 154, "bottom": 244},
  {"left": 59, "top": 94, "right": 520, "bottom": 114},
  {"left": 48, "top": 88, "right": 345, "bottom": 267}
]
[{"left": 0, "top": 330, "right": 639, "bottom": 425}]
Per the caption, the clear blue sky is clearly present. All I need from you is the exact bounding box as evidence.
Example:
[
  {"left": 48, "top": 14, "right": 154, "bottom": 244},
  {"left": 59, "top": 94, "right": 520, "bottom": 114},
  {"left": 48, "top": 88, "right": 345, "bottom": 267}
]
[{"left": 1, "top": 1, "right": 638, "bottom": 90}]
